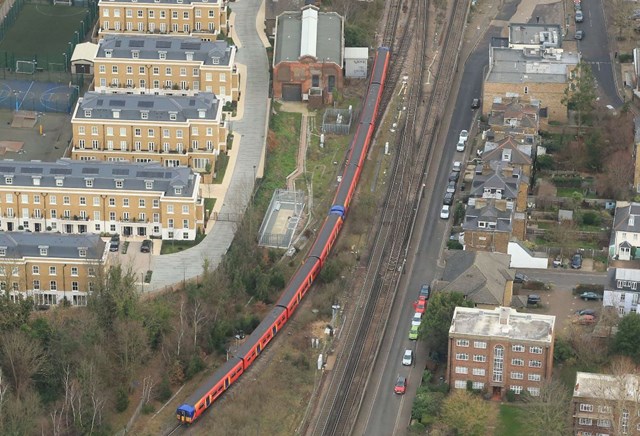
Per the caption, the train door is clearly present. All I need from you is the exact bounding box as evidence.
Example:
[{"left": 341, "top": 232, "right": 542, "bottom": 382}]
[
  {"left": 272, "top": 325, "right": 277, "bottom": 336},
  {"left": 225, "top": 378, "right": 230, "bottom": 389},
  {"left": 206, "top": 396, "right": 211, "bottom": 407},
  {"left": 257, "top": 344, "right": 262, "bottom": 355}
]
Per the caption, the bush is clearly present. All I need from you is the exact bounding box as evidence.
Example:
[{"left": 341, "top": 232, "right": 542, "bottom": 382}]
[
  {"left": 157, "top": 375, "right": 172, "bottom": 402},
  {"left": 619, "top": 53, "right": 633, "bottom": 63},
  {"left": 506, "top": 389, "right": 517, "bottom": 402},
  {"left": 580, "top": 211, "right": 601, "bottom": 226},
  {"left": 573, "top": 284, "right": 604, "bottom": 295},
  {"left": 535, "top": 154, "right": 555, "bottom": 171},
  {"left": 185, "top": 355, "right": 205, "bottom": 380},
  {"left": 141, "top": 403, "right": 155, "bottom": 415},
  {"left": 115, "top": 387, "right": 129, "bottom": 413},
  {"left": 447, "top": 240, "right": 463, "bottom": 250}
]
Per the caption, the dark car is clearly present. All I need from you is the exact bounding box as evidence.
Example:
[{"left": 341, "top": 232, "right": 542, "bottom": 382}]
[
  {"left": 419, "top": 284, "right": 431, "bottom": 300},
  {"left": 579, "top": 292, "right": 602, "bottom": 301},
  {"left": 571, "top": 253, "right": 583, "bottom": 269},
  {"left": 514, "top": 272, "right": 528, "bottom": 284},
  {"left": 446, "top": 180, "right": 457, "bottom": 194},
  {"left": 448, "top": 171, "right": 460, "bottom": 183},
  {"left": 394, "top": 376, "right": 407, "bottom": 395},
  {"left": 109, "top": 234, "right": 120, "bottom": 252},
  {"left": 576, "top": 309, "right": 596, "bottom": 317},
  {"left": 471, "top": 98, "right": 481, "bottom": 109},
  {"left": 140, "top": 239, "right": 153, "bottom": 253},
  {"left": 443, "top": 192, "right": 454, "bottom": 206},
  {"left": 527, "top": 294, "right": 541, "bottom": 306}
]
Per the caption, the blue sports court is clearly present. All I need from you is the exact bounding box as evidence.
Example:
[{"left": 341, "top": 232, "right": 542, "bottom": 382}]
[{"left": 0, "top": 79, "right": 76, "bottom": 113}]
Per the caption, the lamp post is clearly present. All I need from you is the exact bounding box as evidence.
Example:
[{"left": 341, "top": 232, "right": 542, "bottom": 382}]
[
  {"left": 62, "top": 53, "right": 68, "bottom": 72},
  {"left": 74, "top": 31, "right": 79, "bottom": 44},
  {"left": 80, "top": 20, "right": 85, "bottom": 37}
]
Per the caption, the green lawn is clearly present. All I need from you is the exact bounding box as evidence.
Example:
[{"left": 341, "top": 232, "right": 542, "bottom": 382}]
[
  {"left": 160, "top": 231, "right": 206, "bottom": 255},
  {"left": 213, "top": 153, "right": 229, "bottom": 184},
  {"left": 495, "top": 404, "right": 526, "bottom": 436},
  {"left": 0, "top": 4, "right": 89, "bottom": 66}
]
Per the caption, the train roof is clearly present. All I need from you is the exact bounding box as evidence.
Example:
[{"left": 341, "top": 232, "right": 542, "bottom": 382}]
[
  {"left": 234, "top": 307, "right": 287, "bottom": 358},
  {"left": 182, "top": 357, "right": 243, "bottom": 406},
  {"left": 276, "top": 258, "right": 319, "bottom": 308}
]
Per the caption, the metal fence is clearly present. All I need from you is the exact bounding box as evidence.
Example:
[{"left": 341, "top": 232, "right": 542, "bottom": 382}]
[
  {"left": 322, "top": 107, "right": 354, "bottom": 135},
  {"left": 258, "top": 189, "right": 305, "bottom": 249}
]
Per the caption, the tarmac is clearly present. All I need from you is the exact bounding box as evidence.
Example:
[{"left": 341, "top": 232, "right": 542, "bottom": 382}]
[{"left": 148, "top": 0, "right": 270, "bottom": 290}]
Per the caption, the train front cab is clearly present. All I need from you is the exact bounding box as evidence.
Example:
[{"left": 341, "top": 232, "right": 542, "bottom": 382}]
[{"left": 177, "top": 404, "right": 195, "bottom": 424}]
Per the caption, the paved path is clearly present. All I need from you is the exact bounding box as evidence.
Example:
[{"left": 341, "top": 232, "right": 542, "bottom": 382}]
[
  {"left": 286, "top": 114, "right": 308, "bottom": 190},
  {"left": 149, "top": 0, "right": 269, "bottom": 290}
]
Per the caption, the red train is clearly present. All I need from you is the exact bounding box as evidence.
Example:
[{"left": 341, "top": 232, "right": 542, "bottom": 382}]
[{"left": 176, "top": 46, "right": 391, "bottom": 424}]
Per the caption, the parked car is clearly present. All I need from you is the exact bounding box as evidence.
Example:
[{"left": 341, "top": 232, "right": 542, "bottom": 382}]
[
  {"left": 459, "top": 130, "right": 469, "bottom": 143},
  {"left": 527, "top": 294, "right": 541, "bottom": 305},
  {"left": 140, "top": 239, "right": 153, "bottom": 253},
  {"left": 576, "top": 308, "right": 596, "bottom": 317},
  {"left": 574, "top": 314, "right": 596, "bottom": 325},
  {"left": 571, "top": 253, "right": 583, "bottom": 269},
  {"left": 440, "top": 205, "right": 450, "bottom": 220},
  {"left": 402, "top": 349, "right": 414, "bottom": 366},
  {"left": 575, "top": 10, "right": 584, "bottom": 22},
  {"left": 411, "top": 312, "right": 423, "bottom": 326},
  {"left": 443, "top": 192, "right": 454, "bottom": 206},
  {"left": 109, "top": 234, "right": 120, "bottom": 252},
  {"left": 394, "top": 376, "right": 407, "bottom": 394},
  {"left": 452, "top": 161, "right": 462, "bottom": 172},
  {"left": 575, "top": 30, "right": 584, "bottom": 40},
  {"left": 414, "top": 299, "right": 427, "bottom": 314},
  {"left": 471, "top": 98, "right": 481, "bottom": 109},
  {"left": 579, "top": 292, "right": 602, "bottom": 301},
  {"left": 419, "top": 284, "right": 431, "bottom": 300},
  {"left": 448, "top": 171, "right": 460, "bottom": 182},
  {"left": 409, "top": 324, "right": 419, "bottom": 340},
  {"left": 446, "top": 180, "right": 457, "bottom": 194},
  {"left": 514, "top": 272, "right": 528, "bottom": 284}
]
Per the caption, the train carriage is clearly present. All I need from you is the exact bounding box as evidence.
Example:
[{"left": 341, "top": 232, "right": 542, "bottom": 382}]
[
  {"left": 276, "top": 257, "right": 322, "bottom": 316},
  {"left": 235, "top": 307, "right": 287, "bottom": 369}
]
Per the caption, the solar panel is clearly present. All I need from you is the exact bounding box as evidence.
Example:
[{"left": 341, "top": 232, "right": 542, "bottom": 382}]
[
  {"left": 97, "top": 99, "right": 104, "bottom": 106},
  {"left": 189, "top": 100, "right": 196, "bottom": 106},
  {"left": 112, "top": 169, "right": 130, "bottom": 176},
  {"left": 138, "top": 101, "right": 154, "bottom": 108},
  {"left": 129, "top": 40, "right": 145, "bottom": 48},
  {"left": 111, "top": 100, "right": 126, "bottom": 107},
  {"left": 82, "top": 168, "right": 99, "bottom": 175},
  {"left": 20, "top": 167, "right": 43, "bottom": 174},
  {"left": 156, "top": 41, "right": 172, "bottom": 49},
  {"left": 50, "top": 168, "right": 72, "bottom": 175},
  {"left": 180, "top": 42, "right": 201, "bottom": 50},
  {"left": 136, "top": 171, "right": 165, "bottom": 178},
  {"left": 115, "top": 41, "right": 122, "bottom": 47}
]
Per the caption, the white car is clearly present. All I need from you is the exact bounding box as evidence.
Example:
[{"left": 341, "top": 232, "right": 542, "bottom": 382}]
[
  {"left": 402, "top": 349, "right": 413, "bottom": 366},
  {"left": 411, "top": 312, "right": 423, "bottom": 326},
  {"left": 440, "top": 205, "right": 450, "bottom": 219},
  {"left": 459, "top": 130, "right": 469, "bottom": 143},
  {"left": 452, "top": 161, "right": 462, "bottom": 172},
  {"left": 456, "top": 140, "right": 465, "bottom": 152}
]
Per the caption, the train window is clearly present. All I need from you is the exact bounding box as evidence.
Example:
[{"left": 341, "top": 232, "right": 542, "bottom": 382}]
[{"left": 198, "top": 403, "right": 204, "bottom": 410}]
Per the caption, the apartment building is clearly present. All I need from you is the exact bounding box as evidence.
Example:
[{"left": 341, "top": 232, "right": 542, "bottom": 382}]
[
  {"left": 0, "top": 159, "right": 203, "bottom": 240},
  {"left": 98, "top": 0, "right": 228, "bottom": 40},
  {"left": 447, "top": 306, "right": 556, "bottom": 399},
  {"left": 94, "top": 34, "right": 239, "bottom": 103},
  {"left": 603, "top": 268, "right": 640, "bottom": 316},
  {"left": 0, "top": 232, "right": 107, "bottom": 307},
  {"left": 572, "top": 371, "right": 640, "bottom": 435},
  {"left": 71, "top": 92, "right": 227, "bottom": 175}
]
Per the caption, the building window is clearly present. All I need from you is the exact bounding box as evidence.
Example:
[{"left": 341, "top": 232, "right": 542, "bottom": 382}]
[
  {"left": 455, "top": 353, "right": 468, "bottom": 361},
  {"left": 527, "top": 387, "right": 540, "bottom": 396},
  {"left": 33, "top": 280, "right": 40, "bottom": 290},
  {"left": 511, "top": 359, "right": 524, "bottom": 366},
  {"left": 528, "top": 360, "right": 542, "bottom": 368},
  {"left": 492, "top": 345, "right": 504, "bottom": 383},
  {"left": 79, "top": 248, "right": 87, "bottom": 257},
  {"left": 32, "top": 265, "right": 39, "bottom": 274},
  {"left": 71, "top": 267, "right": 78, "bottom": 276},
  {"left": 596, "top": 419, "right": 611, "bottom": 428},
  {"left": 528, "top": 374, "right": 541, "bottom": 381},
  {"left": 529, "top": 346, "right": 543, "bottom": 354},
  {"left": 510, "top": 385, "right": 523, "bottom": 395},
  {"left": 472, "top": 368, "right": 485, "bottom": 376},
  {"left": 510, "top": 372, "right": 524, "bottom": 380},
  {"left": 115, "top": 180, "right": 124, "bottom": 189},
  {"left": 473, "top": 354, "right": 486, "bottom": 363},
  {"left": 40, "top": 247, "right": 48, "bottom": 256},
  {"left": 49, "top": 266, "right": 56, "bottom": 275},
  {"left": 72, "top": 281, "right": 79, "bottom": 292},
  {"left": 512, "top": 344, "right": 525, "bottom": 352},
  {"left": 474, "top": 341, "right": 487, "bottom": 349},
  {"left": 50, "top": 280, "right": 57, "bottom": 291},
  {"left": 454, "top": 380, "right": 466, "bottom": 389},
  {"left": 455, "top": 366, "right": 468, "bottom": 374},
  {"left": 472, "top": 382, "right": 484, "bottom": 390}
]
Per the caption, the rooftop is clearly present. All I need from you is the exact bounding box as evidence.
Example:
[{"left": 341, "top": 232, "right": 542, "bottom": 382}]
[
  {"left": 99, "top": 0, "right": 222, "bottom": 5},
  {"left": 608, "top": 267, "right": 640, "bottom": 290},
  {"left": 274, "top": 5, "right": 343, "bottom": 65},
  {"left": 0, "top": 159, "right": 198, "bottom": 197},
  {"left": 463, "top": 198, "right": 514, "bottom": 232},
  {"left": 487, "top": 47, "right": 579, "bottom": 84},
  {"left": 574, "top": 371, "right": 640, "bottom": 401},
  {"left": 450, "top": 306, "right": 555, "bottom": 343},
  {"left": 0, "top": 232, "right": 106, "bottom": 260},
  {"left": 483, "top": 136, "right": 533, "bottom": 166},
  {"left": 96, "top": 34, "right": 234, "bottom": 66},
  {"left": 508, "top": 23, "right": 562, "bottom": 48},
  {"left": 74, "top": 92, "right": 220, "bottom": 123},
  {"left": 488, "top": 98, "right": 539, "bottom": 131},
  {"left": 469, "top": 160, "right": 528, "bottom": 200},
  {"left": 613, "top": 201, "right": 640, "bottom": 233}
]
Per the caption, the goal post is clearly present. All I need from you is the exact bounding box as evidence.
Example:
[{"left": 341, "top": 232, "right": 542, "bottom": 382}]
[{"left": 15, "top": 60, "right": 36, "bottom": 75}]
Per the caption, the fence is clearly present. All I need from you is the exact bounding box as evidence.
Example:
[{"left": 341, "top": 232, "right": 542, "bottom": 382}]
[{"left": 322, "top": 107, "right": 354, "bottom": 135}]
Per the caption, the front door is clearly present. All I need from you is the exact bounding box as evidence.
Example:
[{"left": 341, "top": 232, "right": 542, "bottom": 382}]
[
  {"left": 123, "top": 226, "right": 132, "bottom": 236},
  {"left": 7, "top": 222, "right": 13, "bottom": 231},
  {"left": 34, "top": 223, "right": 41, "bottom": 232},
  {"left": 138, "top": 227, "right": 146, "bottom": 236},
  {"left": 65, "top": 224, "right": 73, "bottom": 233}
]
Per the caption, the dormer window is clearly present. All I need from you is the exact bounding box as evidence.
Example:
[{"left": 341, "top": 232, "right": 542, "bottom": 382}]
[
  {"left": 115, "top": 179, "right": 124, "bottom": 189},
  {"left": 145, "top": 180, "right": 153, "bottom": 190},
  {"left": 141, "top": 111, "right": 149, "bottom": 120},
  {"left": 39, "top": 246, "right": 48, "bottom": 256},
  {"left": 5, "top": 176, "right": 12, "bottom": 185},
  {"left": 132, "top": 50, "right": 139, "bottom": 59},
  {"left": 212, "top": 56, "right": 220, "bottom": 65},
  {"left": 159, "top": 51, "right": 167, "bottom": 60},
  {"left": 488, "top": 222, "right": 497, "bottom": 229},
  {"left": 174, "top": 187, "right": 182, "bottom": 195},
  {"left": 0, "top": 247, "right": 6, "bottom": 257},
  {"left": 85, "top": 178, "right": 94, "bottom": 187},
  {"left": 198, "top": 109, "right": 205, "bottom": 118},
  {"left": 56, "top": 177, "right": 64, "bottom": 187},
  {"left": 84, "top": 109, "right": 92, "bottom": 117},
  {"left": 169, "top": 112, "right": 177, "bottom": 121},
  {"left": 32, "top": 177, "right": 40, "bottom": 186},
  {"left": 186, "top": 52, "right": 193, "bottom": 61},
  {"left": 105, "top": 49, "right": 113, "bottom": 58},
  {"left": 113, "top": 110, "right": 120, "bottom": 119},
  {"left": 78, "top": 247, "right": 87, "bottom": 257}
]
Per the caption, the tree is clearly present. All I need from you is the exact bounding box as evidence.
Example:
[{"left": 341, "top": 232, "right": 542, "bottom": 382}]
[
  {"left": 0, "top": 330, "right": 47, "bottom": 398},
  {"left": 440, "top": 390, "right": 495, "bottom": 436},
  {"left": 613, "top": 313, "right": 640, "bottom": 362},
  {"left": 521, "top": 380, "right": 571, "bottom": 436},
  {"left": 597, "top": 148, "right": 634, "bottom": 199},
  {"left": 562, "top": 60, "right": 597, "bottom": 132},
  {"left": 420, "top": 292, "right": 474, "bottom": 356}
]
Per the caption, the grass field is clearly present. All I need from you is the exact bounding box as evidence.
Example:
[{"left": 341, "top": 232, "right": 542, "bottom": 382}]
[
  {"left": 495, "top": 404, "right": 526, "bottom": 435},
  {"left": 0, "top": 4, "right": 88, "bottom": 65}
]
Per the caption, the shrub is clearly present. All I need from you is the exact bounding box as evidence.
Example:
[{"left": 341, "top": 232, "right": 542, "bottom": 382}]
[
  {"left": 535, "top": 154, "right": 555, "bottom": 171},
  {"left": 185, "top": 355, "right": 205, "bottom": 380},
  {"left": 573, "top": 284, "right": 604, "bottom": 295},
  {"left": 447, "top": 240, "right": 463, "bottom": 250},
  {"left": 506, "top": 389, "right": 517, "bottom": 402},
  {"left": 619, "top": 53, "right": 633, "bottom": 63},
  {"left": 157, "top": 375, "right": 172, "bottom": 402},
  {"left": 115, "top": 387, "right": 129, "bottom": 413},
  {"left": 141, "top": 403, "right": 155, "bottom": 414},
  {"left": 580, "top": 211, "right": 601, "bottom": 226}
]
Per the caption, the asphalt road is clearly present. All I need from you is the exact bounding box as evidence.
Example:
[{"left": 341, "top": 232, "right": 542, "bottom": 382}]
[{"left": 517, "top": 268, "right": 608, "bottom": 288}]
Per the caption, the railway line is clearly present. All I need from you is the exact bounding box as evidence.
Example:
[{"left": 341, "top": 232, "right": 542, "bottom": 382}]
[{"left": 306, "top": 0, "right": 471, "bottom": 435}]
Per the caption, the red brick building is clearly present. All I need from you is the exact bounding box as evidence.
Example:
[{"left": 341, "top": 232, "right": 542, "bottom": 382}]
[{"left": 273, "top": 5, "right": 344, "bottom": 105}]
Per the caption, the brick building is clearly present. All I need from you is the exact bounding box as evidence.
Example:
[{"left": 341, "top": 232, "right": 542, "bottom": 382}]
[
  {"left": 0, "top": 232, "right": 107, "bottom": 307},
  {"left": 447, "top": 306, "right": 556, "bottom": 399},
  {"left": 94, "top": 34, "right": 239, "bottom": 103},
  {"left": 0, "top": 159, "right": 203, "bottom": 240},
  {"left": 482, "top": 136, "right": 534, "bottom": 178},
  {"left": 71, "top": 92, "right": 227, "bottom": 176},
  {"left": 273, "top": 5, "right": 343, "bottom": 104},
  {"left": 487, "top": 97, "right": 542, "bottom": 141},
  {"left": 97, "top": 0, "right": 228, "bottom": 40}
]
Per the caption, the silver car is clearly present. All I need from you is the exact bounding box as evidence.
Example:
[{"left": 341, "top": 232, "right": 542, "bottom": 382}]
[{"left": 402, "top": 349, "right": 413, "bottom": 366}]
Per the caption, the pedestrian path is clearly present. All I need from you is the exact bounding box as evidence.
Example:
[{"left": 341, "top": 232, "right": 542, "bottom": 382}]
[{"left": 149, "top": 0, "right": 270, "bottom": 290}]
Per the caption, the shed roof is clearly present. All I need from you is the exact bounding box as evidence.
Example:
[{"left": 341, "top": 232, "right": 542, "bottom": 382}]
[{"left": 71, "top": 42, "right": 99, "bottom": 63}]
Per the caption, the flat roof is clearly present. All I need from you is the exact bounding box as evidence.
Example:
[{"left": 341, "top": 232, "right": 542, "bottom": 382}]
[
  {"left": 450, "top": 306, "right": 555, "bottom": 343},
  {"left": 509, "top": 23, "right": 562, "bottom": 48},
  {"left": 71, "top": 42, "right": 99, "bottom": 63},
  {"left": 487, "top": 47, "right": 579, "bottom": 84},
  {"left": 574, "top": 371, "right": 640, "bottom": 401}
]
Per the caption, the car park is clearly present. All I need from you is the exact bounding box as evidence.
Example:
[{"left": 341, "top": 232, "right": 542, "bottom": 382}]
[
  {"left": 579, "top": 292, "right": 602, "bottom": 301},
  {"left": 575, "top": 30, "right": 584, "bottom": 40},
  {"left": 402, "top": 349, "right": 414, "bottom": 366},
  {"left": 415, "top": 299, "right": 427, "bottom": 314},
  {"left": 514, "top": 272, "right": 528, "bottom": 284},
  {"left": 394, "top": 376, "right": 407, "bottom": 394},
  {"left": 446, "top": 180, "right": 457, "bottom": 193},
  {"left": 571, "top": 253, "right": 583, "bottom": 269},
  {"left": 412, "top": 312, "right": 423, "bottom": 326},
  {"left": 527, "top": 294, "right": 541, "bottom": 306},
  {"left": 471, "top": 98, "right": 481, "bottom": 109},
  {"left": 109, "top": 234, "right": 120, "bottom": 252},
  {"left": 419, "top": 284, "right": 431, "bottom": 300},
  {"left": 409, "top": 324, "right": 419, "bottom": 340},
  {"left": 575, "top": 10, "right": 583, "bottom": 22},
  {"left": 141, "top": 239, "right": 153, "bottom": 253},
  {"left": 448, "top": 171, "right": 460, "bottom": 183},
  {"left": 452, "top": 161, "right": 462, "bottom": 172},
  {"left": 576, "top": 309, "right": 596, "bottom": 317},
  {"left": 440, "top": 205, "right": 450, "bottom": 220},
  {"left": 443, "top": 192, "right": 454, "bottom": 206}
]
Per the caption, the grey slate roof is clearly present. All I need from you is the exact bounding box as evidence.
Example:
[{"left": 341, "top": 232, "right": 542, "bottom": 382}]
[
  {"left": 0, "top": 159, "right": 196, "bottom": 197},
  {"left": 0, "top": 232, "right": 105, "bottom": 260},
  {"left": 483, "top": 136, "right": 533, "bottom": 165},
  {"left": 74, "top": 92, "right": 219, "bottom": 122},
  {"left": 439, "top": 251, "right": 514, "bottom": 306},
  {"left": 463, "top": 199, "right": 513, "bottom": 232},
  {"left": 487, "top": 47, "right": 579, "bottom": 84},
  {"left": 96, "top": 34, "right": 234, "bottom": 65},
  {"left": 470, "top": 161, "right": 526, "bottom": 199},
  {"left": 99, "top": 0, "right": 221, "bottom": 5},
  {"left": 613, "top": 202, "right": 640, "bottom": 233},
  {"left": 274, "top": 6, "right": 343, "bottom": 65}
]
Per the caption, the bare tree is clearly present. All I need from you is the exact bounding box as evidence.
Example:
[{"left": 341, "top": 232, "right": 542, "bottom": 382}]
[
  {"left": 521, "top": 379, "right": 571, "bottom": 436},
  {"left": 190, "top": 295, "right": 208, "bottom": 349},
  {"left": 0, "top": 330, "right": 46, "bottom": 398},
  {"left": 112, "top": 319, "right": 149, "bottom": 385},
  {"left": 175, "top": 297, "right": 186, "bottom": 358}
]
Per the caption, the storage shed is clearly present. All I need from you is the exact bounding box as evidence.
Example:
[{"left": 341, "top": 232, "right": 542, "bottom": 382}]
[
  {"left": 344, "top": 47, "right": 368, "bottom": 79},
  {"left": 70, "top": 42, "right": 98, "bottom": 75}
]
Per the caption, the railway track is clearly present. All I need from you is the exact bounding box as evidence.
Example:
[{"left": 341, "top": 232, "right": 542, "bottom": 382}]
[{"left": 307, "top": 0, "right": 471, "bottom": 435}]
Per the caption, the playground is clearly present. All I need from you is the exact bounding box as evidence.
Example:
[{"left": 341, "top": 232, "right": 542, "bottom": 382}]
[{"left": 0, "top": 79, "right": 77, "bottom": 113}]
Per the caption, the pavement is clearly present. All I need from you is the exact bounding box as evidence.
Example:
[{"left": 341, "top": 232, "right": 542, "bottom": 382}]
[{"left": 148, "top": 0, "right": 270, "bottom": 290}]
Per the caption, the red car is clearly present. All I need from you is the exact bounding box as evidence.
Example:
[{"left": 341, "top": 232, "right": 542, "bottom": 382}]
[
  {"left": 394, "top": 376, "right": 407, "bottom": 395},
  {"left": 414, "top": 299, "right": 427, "bottom": 314}
]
